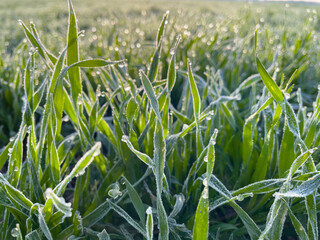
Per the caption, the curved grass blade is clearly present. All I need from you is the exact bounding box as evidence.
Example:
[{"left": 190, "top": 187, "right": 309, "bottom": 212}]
[
  {"left": 123, "top": 176, "right": 146, "bottom": 224},
  {"left": 108, "top": 200, "right": 146, "bottom": 237},
  {"left": 140, "top": 70, "right": 161, "bottom": 122},
  {"left": 45, "top": 188, "right": 72, "bottom": 221},
  {"left": 54, "top": 142, "right": 101, "bottom": 196},
  {"left": 256, "top": 56, "right": 284, "bottom": 104},
  {"left": 121, "top": 135, "right": 153, "bottom": 167}
]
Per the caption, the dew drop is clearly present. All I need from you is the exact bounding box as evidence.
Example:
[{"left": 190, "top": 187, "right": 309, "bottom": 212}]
[
  {"left": 8, "top": 148, "right": 13, "bottom": 154},
  {"left": 236, "top": 194, "right": 244, "bottom": 201},
  {"left": 108, "top": 189, "right": 122, "bottom": 199},
  {"left": 96, "top": 87, "right": 102, "bottom": 97},
  {"left": 120, "top": 178, "right": 126, "bottom": 185},
  {"left": 124, "top": 86, "right": 131, "bottom": 92},
  {"left": 284, "top": 92, "right": 290, "bottom": 100},
  {"left": 146, "top": 206, "right": 152, "bottom": 215},
  {"left": 203, "top": 178, "right": 208, "bottom": 187},
  {"left": 204, "top": 156, "right": 208, "bottom": 163},
  {"left": 118, "top": 63, "right": 125, "bottom": 68},
  {"left": 11, "top": 227, "right": 19, "bottom": 237},
  {"left": 121, "top": 135, "right": 129, "bottom": 142},
  {"left": 77, "top": 99, "right": 82, "bottom": 105}
]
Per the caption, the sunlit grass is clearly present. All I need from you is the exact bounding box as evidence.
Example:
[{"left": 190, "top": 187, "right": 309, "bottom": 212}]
[{"left": 1, "top": 0, "right": 320, "bottom": 239}]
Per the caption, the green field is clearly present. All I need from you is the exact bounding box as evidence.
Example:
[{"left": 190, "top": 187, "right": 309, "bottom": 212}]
[{"left": 1, "top": 0, "right": 320, "bottom": 239}]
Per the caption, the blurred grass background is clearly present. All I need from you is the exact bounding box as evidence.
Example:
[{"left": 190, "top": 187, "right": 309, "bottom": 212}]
[{"left": 1, "top": 0, "right": 320, "bottom": 239}]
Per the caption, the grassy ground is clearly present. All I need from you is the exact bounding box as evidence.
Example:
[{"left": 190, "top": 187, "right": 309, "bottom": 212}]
[{"left": 1, "top": 0, "right": 320, "bottom": 239}]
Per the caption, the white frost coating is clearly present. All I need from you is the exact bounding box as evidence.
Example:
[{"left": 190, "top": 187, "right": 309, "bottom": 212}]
[
  {"left": 45, "top": 188, "right": 72, "bottom": 218},
  {"left": 93, "top": 146, "right": 101, "bottom": 157},
  {"left": 182, "top": 124, "right": 188, "bottom": 130},
  {"left": 45, "top": 188, "right": 71, "bottom": 206},
  {"left": 121, "top": 135, "right": 129, "bottom": 142},
  {"left": 146, "top": 206, "right": 152, "bottom": 215},
  {"left": 75, "top": 169, "right": 85, "bottom": 177}
]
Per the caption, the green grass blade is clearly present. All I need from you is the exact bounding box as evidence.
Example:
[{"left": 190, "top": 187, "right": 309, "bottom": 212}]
[
  {"left": 19, "top": 21, "right": 48, "bottom": 64},
  {"left": 55, "top": 142, "right": 101, "bottom": 196},
  {"left": 276, "top": 173, "right": 320, "bottom": 198},
  {"left": 45, "top": 188, "right": 72, "bottom": 221},
  {"left": 206, "top": 129, "right": 218, "bottom": 181},
  {"left": 193, "top": 186, "right": 209, "bottom": 240},
  {"left": 38, "top": 207, "right": 53, "bottom": 240},
  {"left": 123, "top": 176, "right": 146, "bottom": 224},
  {"left": 67, "top": 0, "right": 81, "bottom": 103},
  {"left": 0, "top": 141, "right": 14, "bottom": 170},
  {"left": 232, "top": 179, "right": 285, "bottom": 196},
  {"left": 0, "top": 174, "right": 33, "bottom": 210},
  {"left": 288, "top": 148, "right": 316, "bottom": 178},
  {"left": 279, "top": 119, "right": 295, "bottom": 176},
  {"left": 287, "top": 207, "right": 309, "bottom": 240},
  {"left": 108, "top": 200, "right": 146, "bottom": 237},
  {"left": 256, "top": 56, "right": 284, "bottom": 104},
  {"left": 154, "top": 120, "right": 169, "bottom": 240},
  {"left": 305, "top": 194, "right": 318, "bottom": 240},
  {"left": 140, "top": 70, "right": 161, "bottom": 122},
  {"left": 121, "top": 135, "right": 153, "bottom": 167},
  {"left": 188, "top": 61, "right": 201, "bottom": 119},
  {"left": 188, "top": 61, "right": 203, "bottom": 156},
  {"left": 156, "top": 11, "right": 169, "bottom": 46},
  {"left": 167, "top": 53, "right": 176, "bottom": 92},
  {"left": 146, "top": 207, "right": 153, "bottom": 240},
  {"left": 97, "top": 229, "right": 111, "bottom": 240},
  {"left": 26, "top": 230, "right": 41, "bottom": 240}
]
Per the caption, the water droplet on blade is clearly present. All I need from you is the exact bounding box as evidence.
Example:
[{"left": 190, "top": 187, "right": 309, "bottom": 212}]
[
  {"left": 11, "top": 227, "right": 19, "bottom": 237},
  {"left": 146, "top": 206, "right": 152, "bottom": 215}
]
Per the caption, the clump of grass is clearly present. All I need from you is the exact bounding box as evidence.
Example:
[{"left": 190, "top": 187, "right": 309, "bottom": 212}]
[{"left": 1, "top": 1, "right": 320, "bottom": 239}]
